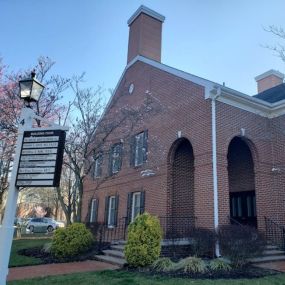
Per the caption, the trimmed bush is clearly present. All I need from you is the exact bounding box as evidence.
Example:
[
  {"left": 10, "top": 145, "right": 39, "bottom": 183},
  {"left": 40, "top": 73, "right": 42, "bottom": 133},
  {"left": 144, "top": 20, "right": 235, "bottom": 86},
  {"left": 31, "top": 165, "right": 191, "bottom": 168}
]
[
  {"left": 191, "top": 228, "right": 215, "bottom": 257},
  {"left": 152, "top": 257, "right": 174, "bottom": 272},
  {"left": 218, "top": 225, "right": 265, "bottom": 268},
  {"left": 125, "top": 213, "right": 162, "bottom": 267},
  {"left": 209, "top": 258, "right": 232, "bottom": 271},
  {"left": 51, "top": 223, "right": 94, "bottom": 259},
  {"left": 175, "top": 257, "right": 207, "bottom": 273}
]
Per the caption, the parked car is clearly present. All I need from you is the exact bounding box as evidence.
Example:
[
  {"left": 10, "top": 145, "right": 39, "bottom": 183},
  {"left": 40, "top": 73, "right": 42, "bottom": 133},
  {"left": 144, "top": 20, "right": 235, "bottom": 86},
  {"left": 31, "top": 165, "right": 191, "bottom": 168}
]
[
  {"left": 26, "top": 217, "right": 58, "bottom": 233},
  {"left": 55, "top": 220, "right": 65, "bottom": 228}
]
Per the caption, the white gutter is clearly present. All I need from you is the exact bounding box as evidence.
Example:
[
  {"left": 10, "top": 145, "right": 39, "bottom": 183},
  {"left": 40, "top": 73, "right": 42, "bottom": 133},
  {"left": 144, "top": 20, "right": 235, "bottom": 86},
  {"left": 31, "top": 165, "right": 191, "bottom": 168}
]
[{"left": 211, "top": 87, "right": 221, "bottom": 257}]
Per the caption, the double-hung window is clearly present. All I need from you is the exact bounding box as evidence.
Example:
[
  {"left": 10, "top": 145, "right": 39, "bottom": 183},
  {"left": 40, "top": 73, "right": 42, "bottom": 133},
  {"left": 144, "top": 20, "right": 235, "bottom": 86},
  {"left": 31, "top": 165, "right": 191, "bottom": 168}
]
[
  {"left": 109, "top": 143, "right": 122, "bottom": 175},
  {"left": 90, "top": 199, "right": 98, "bottom": 223},
  {"left": 131, "top": 192, "right": 141, "bottom": 222},
  {"left": 105, "top": 195, "right": 119, "bottom": 228},
  {"left": 127, "top": 191, "right": 145, "bottom": 224},
  {"left": 130, "top": 130, "right": 148, "bottom": 167},
  {"left": 93, "top": 153, "right": 103, "bottom": 178}
]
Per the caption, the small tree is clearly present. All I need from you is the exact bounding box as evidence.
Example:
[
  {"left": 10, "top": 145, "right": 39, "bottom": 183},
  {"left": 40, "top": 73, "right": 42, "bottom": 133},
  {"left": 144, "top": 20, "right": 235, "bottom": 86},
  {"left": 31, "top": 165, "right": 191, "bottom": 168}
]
[
  {"left": 125, "top": 213, "right": 162, "bottom": 267},
  {"left": 218, "top": 225, "right": 265, "bottom": 268}
]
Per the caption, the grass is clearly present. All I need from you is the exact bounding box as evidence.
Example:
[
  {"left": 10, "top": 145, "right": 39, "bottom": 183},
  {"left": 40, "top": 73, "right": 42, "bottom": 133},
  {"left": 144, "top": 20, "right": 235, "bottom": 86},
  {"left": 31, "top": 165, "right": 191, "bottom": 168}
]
[
  {"left": 9, "top": 238, "right": 51, "bottom": 267},
  {"left": 7, "top": 270, "right": 285, "bottom": 285}
]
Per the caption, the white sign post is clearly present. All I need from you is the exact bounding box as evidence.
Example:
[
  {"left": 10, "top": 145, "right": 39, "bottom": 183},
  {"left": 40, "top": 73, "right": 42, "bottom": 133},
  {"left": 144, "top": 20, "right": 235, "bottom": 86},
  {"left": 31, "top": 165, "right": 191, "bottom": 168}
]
[{"left": 0, "top": 107, "right": 67, "bottom": 285}]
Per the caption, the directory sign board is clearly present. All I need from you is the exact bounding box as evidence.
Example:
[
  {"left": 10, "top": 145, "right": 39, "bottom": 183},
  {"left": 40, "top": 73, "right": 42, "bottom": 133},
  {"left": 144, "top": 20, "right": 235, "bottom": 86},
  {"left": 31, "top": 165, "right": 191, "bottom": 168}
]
[{"left": 16, "top": 130, "right": 66, "bottom": 187}]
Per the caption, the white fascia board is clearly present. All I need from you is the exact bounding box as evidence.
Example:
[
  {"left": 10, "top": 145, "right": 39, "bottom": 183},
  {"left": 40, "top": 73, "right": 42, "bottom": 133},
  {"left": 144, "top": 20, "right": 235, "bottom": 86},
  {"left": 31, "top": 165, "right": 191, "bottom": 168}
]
[
  {"left": 127, "top": 5, "right": 165, "bottom": 26},
  {"left": 133, "top": 55, "right": 217, "bottom": 99},
  {"left": 104, "top": 55, "right": 285, "bottom": 119}
]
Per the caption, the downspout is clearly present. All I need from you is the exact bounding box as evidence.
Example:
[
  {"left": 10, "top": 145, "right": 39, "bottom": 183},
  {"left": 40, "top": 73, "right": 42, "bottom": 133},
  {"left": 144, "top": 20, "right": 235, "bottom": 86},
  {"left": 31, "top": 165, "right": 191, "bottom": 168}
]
[{"left": 211, "top": 87, "right": 221, "bottom": 257}]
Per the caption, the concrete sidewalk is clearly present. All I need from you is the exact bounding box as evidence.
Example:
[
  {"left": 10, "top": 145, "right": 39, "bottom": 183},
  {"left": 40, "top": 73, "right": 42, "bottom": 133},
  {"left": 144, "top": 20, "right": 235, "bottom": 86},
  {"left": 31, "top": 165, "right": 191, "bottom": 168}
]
[{"left": 7, "top": 260, "right": 119, "bottom": 281}]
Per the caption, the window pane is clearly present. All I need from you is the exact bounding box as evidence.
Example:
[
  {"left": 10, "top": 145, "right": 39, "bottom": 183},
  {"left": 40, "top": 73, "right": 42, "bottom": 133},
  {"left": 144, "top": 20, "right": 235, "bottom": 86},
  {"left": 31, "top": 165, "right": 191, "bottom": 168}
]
[
  {"left": 90, "top": 199, "right": 97, "bottom": 222},
  {"left": 247, "top": 196, "right": 252, "bottom": 217},
  {"left": 94, "top": 154, "right": 102, "bottom": 178},
  {"left": 231, "top": 197, "right": 236, "bottom": 217},
  {"left": 108, "top": 196, "right": 116, "bottom": 226},
  {"left": 112, "top": 144, "right": 121, "bottom": 173},
  {"left": 132, "top": 192, "right": 141, "bottom": 221},
  {"left": 237, "top": 197, "right": 242, "bottom": 217},
  {"left": 135, "top": 133, "right": 144, "bottom": 166}
]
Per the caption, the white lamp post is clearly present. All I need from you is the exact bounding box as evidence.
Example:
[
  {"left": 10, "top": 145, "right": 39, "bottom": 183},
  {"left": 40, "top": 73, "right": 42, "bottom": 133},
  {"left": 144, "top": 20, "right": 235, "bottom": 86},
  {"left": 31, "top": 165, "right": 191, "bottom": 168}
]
[{"left": 0, "top": 72, "right": 45, "bottom": 285}]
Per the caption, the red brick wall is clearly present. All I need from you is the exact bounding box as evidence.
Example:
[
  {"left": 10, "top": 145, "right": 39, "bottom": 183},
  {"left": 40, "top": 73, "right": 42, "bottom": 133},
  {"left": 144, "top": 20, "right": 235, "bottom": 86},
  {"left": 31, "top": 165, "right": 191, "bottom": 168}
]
[
  {"left": 127, "top": 13, "right": 162, "bottom": 63},
  {"left": 82, "top": 60, "right": 285, "bottom": 234},
  {"left": 257, "top": 74, "right": 283, "bottom": 93}
]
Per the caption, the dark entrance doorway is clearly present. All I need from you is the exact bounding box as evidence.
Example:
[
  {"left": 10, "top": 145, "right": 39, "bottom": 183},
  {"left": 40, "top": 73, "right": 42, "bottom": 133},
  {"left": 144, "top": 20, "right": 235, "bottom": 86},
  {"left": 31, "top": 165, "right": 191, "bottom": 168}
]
[{"left": 227, "top": 137, "right": 257, "bottom": 227}]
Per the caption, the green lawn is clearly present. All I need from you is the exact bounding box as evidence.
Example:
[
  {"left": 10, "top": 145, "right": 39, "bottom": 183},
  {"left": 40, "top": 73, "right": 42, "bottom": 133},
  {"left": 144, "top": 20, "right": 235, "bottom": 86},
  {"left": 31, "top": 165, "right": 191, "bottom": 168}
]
[
  {"left": 7, "top": 270, "right": 285, "bottom": 285},
  {"left": 9, "top": 238, "right": 51, "bottom": 267}
]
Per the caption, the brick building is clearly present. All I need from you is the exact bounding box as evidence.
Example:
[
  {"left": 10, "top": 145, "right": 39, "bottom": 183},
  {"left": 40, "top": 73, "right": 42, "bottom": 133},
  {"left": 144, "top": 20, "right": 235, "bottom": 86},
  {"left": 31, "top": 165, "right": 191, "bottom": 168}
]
[{"left": 82, "top": 6, "right": 285, "bottom": 239}]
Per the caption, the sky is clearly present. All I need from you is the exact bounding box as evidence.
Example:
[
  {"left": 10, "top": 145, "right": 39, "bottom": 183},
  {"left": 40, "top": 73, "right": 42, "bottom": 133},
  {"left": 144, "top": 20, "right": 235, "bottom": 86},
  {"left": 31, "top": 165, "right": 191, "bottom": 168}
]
[{"left": 1, "top": 0, "right": 285, "bottom": 100}]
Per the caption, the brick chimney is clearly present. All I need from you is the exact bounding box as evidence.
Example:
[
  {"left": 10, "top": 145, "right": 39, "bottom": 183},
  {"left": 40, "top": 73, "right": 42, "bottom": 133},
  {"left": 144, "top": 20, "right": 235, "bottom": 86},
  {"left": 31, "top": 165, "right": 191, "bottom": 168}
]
[
  {"left": 127, "top": 5, "right": 165, "bottom": 64},
  {"left": 255, "top": 69, "right": 284, "bottom": 93}
]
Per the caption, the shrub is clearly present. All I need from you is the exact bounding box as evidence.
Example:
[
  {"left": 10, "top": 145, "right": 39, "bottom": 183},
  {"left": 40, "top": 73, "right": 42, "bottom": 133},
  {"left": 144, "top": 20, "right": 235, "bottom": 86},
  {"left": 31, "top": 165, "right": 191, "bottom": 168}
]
[
  {"left": 51, "top": 223, "right": 94, "bottom": 259},
  {"left": 218, "top": 225, "right": 265, "bottom": 268},
  {"left": 175, "top": 257, "right": 207, "bottom": 273},
  {"left": 191, "top": 228, "right": 215, "bottom": 257},
  {"left": 209, "top": 258, "right": 232, "bottom": 271},
  {"left": 125, "top": 213, "right": 162, "bottom": 267},
  {"left": 152, "top": 257, "right": 174, "bottom": 272}
]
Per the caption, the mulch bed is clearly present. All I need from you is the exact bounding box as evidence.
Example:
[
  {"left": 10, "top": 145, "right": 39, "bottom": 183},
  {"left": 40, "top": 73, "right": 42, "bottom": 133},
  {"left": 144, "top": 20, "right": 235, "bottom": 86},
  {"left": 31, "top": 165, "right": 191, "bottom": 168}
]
[
  {"left": 18, "top": 242, "right": 109, "bottom": 264},
  {"left": 124, "top": 264, "right": 278, "bottom": 279}
]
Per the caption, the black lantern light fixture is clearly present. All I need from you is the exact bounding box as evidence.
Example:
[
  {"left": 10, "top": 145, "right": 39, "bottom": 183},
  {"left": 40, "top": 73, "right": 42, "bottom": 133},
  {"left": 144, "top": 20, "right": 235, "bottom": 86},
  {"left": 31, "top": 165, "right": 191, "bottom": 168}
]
[{"left": 19, "top": 71, "right": 45, "bottom": 103}]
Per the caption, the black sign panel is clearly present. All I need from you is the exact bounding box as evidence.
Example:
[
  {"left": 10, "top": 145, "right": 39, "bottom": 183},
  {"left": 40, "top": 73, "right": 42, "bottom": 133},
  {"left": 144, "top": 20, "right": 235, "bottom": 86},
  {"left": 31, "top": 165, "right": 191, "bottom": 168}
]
[{"left": 16, "top": 130, "right": 66, "bottom": 187}]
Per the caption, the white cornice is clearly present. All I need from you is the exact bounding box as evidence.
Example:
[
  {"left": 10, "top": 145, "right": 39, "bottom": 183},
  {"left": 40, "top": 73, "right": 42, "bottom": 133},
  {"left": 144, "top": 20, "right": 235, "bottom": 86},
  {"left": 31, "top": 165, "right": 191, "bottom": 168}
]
[
  {"left": 127, "top": 5, "right": 165, "bottom": 26},
  {"left": 107, "top": 55, "right": 285, "bottom": 119}
]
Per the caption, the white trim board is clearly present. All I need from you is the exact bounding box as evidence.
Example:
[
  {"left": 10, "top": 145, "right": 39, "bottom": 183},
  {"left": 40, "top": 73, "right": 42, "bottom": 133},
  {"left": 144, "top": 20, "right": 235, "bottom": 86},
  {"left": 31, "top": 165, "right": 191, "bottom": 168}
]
[{"left": 106, "top": 55, "right": 285, "bottom": 119}]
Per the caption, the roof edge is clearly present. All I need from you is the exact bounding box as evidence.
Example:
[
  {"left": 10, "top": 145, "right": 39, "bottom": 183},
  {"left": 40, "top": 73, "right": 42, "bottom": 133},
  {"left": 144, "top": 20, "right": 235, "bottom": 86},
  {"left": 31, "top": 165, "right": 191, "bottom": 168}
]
[{"left": 127, "top": 5, "right": 165, "bottom": 26}]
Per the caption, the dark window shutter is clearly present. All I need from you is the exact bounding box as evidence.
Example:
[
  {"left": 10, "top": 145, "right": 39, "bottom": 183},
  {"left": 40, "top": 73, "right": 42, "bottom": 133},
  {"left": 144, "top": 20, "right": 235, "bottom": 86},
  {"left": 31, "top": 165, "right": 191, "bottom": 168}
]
[
  {"left": 126, "top": 192, "right": 133, "bottom": 225},
  {"left": 129, "top": 136, "right": 135, "bottom": 166},
  {"left": 143, "top": 130, "right": 148, "bottom": 163},
  {"left": 86, "top": 199, "right": 93, "bottom": 222},
  {"left": 140, "top": 191, "right": 145, "bottom": 214},
  {"left": 104, "top": 196, "right": 109, "bottom": 225},
  {"left": 97, "top": 154, "right": 103, "bottom": 177},
  {"left": 108, "top": 147, "right": 113, "bottom": 176},
  {"left": 114, "top": 195, "right": 119, "bottom": 226},
  {"left": 118, "top": 143, "right": 123, "bottom": 171}
]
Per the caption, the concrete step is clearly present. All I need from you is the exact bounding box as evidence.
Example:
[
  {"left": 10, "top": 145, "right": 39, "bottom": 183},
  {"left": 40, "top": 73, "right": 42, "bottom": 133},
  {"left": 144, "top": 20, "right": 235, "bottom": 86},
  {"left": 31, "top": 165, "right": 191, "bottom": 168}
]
[
  {"left": 94, "top": 254, "right": 126, "bottom": 266},
  {"left": 103, "top": 249, "right": 125, "bottom": 259},
  {"left": 250, "top": 255, "right": 285, "bottom": 263},
  {"left": 265, "top": 245, "right": 278, "bottom": 250},
  {"left": 263, "top": 249, "right": 285, "bottom": 256},
  {"left": 110, "top": 244, "right": 125, "bottom": 251},
  {"left": 112, "top": 240, "right": 127, "bottom": 245}
]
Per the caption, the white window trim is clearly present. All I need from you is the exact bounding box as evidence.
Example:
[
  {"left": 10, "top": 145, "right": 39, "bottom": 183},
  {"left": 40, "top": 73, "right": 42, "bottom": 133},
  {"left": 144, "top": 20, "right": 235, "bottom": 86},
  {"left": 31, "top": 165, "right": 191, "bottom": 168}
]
[
  {"left": 131, "top": 192, "right": 141, "bottom": 222},
  {"left": 108, "top": 196, "right": 116, "bottom": 228},
  {"left": 111, "top": 144, "right": 121, "bottom": 174}
]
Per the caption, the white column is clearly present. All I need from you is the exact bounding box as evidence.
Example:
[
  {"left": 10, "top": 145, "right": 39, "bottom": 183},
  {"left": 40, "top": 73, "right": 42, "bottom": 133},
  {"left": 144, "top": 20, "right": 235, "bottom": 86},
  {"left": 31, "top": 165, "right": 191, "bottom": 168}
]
[
  {"left": 0, "top": 107, "right": 35, "bottom": 285},
  {"left": 211, "top": 93, "right": 220, "bottom": 257}
]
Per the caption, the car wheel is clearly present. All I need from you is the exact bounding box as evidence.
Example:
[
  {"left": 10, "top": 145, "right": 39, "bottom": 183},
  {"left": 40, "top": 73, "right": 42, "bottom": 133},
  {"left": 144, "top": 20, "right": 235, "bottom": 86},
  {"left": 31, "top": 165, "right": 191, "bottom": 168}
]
[
  {"left": 29, "top": 225, "right": 34, "bottom": 233},
  {"left": 47, "top": 226, "right": 54, "bottom": 232}
]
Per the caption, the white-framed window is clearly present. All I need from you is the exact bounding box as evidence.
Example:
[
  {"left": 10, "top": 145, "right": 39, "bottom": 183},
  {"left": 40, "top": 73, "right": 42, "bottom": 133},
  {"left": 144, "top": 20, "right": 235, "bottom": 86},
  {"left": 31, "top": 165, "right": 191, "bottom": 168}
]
[
  {"left": 131, "top": 131, "right": 147, "bottom": 167},
  {"left": 90, "top": 199, "right": 98, "bottom": 223},
  {"left": 110, "top": 143, "right": 122, "bottom": 175},
  {"left": 134, "top": 132, "right": 144, "bottom": 166},
  {"left": 108, "top": 196, "right": 116, "bottom": 227},
  {"left": 94, "top": 153, "right": 103, "bottom": 178},
  {"left": 131, "top": 192, "right": 141, "bottom": 222}
]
